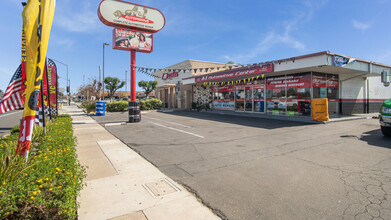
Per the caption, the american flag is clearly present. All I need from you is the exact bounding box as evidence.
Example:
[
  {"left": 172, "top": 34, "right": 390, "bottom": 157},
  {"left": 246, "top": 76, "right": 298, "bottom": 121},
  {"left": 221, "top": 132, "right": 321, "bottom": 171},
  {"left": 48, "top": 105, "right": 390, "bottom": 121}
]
[{"left": 0, "top": 64, "right": 24, "bottom": 114}]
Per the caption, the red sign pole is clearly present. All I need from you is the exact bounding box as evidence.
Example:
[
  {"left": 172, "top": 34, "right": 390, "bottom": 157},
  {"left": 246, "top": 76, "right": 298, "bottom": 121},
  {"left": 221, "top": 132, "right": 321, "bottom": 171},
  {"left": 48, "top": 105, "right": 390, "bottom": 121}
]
[{"left": 131, "top": 50, "right": 136, "bottom": 101}]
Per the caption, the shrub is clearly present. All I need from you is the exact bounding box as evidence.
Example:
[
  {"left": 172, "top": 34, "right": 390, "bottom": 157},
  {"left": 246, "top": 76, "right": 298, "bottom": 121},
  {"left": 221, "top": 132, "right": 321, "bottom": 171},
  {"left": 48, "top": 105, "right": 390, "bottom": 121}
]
[
  {"left": 85, "top": 103, "right": 96, "bottom": 113},
  {"left": 140, "top": 98, "right": 162, "bottom": 110},
  {"left": 106, "top": 101, "right": 128, "bottom": 112},
  {"left": 0, "top": 115, "right": 86, "bottom": 219},
  {"left": 191, "top": 102, "right": 198, "bottom": 110},
  {"left": 80, "top": 100, "right": 96, "bottom": 113},
  {"left": 80, "top": 100, "right": 94, "bottom": 108}
]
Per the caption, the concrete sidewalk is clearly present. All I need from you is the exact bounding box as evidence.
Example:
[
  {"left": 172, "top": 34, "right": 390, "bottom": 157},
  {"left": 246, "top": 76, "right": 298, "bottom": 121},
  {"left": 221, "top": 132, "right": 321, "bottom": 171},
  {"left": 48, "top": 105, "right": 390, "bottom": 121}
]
[{"left": 60, "top": 104, "right": 220, "bottom": 220}]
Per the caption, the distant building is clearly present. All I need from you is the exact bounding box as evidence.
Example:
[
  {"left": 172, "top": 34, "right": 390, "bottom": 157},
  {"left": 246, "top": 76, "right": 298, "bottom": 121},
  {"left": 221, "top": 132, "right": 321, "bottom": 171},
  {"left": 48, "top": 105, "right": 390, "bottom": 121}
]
[
  {"left": 112, "top": 91, "right": 155, "bottom": 100},
  {"left": 154, "top": 60, "right": 234, "bottom": 109}
]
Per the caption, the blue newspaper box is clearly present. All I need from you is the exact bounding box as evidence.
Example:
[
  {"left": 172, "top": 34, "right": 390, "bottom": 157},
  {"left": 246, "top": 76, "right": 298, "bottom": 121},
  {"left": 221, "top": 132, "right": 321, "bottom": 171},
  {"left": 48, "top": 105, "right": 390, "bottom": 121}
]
[{"left": 96, "top": 101, "right": 105, "bottom": 116}]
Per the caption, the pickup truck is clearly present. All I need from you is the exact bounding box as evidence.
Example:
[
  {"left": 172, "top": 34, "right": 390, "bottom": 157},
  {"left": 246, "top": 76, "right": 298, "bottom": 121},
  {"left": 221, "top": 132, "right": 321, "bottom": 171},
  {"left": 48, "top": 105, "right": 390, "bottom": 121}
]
[{"left": 380, "top": 99, "right": 391, "bottom": 137}]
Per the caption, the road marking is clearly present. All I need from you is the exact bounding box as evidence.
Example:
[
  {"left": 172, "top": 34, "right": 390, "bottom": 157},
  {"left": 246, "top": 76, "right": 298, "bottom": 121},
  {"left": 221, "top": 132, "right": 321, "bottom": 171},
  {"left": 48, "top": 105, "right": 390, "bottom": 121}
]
[
  {"left": 104, "top": 122, "right": 127, "bottom": 127},
  {"left": 0, "top": 111, "right": 21, "bottom": 118},
  {"left": 143, "top": 116, "right": 191, "bottom": 128},
  {"left": 149, "top": 122, "right": 204, "bottom": 139}
]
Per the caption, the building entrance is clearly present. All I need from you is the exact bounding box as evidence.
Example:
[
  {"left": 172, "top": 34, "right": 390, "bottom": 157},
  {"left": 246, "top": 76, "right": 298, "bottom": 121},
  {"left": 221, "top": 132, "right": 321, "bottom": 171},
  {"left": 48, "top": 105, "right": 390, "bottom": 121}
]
[{"left": 235, "top": 85, "right": 265, "bottom": 113}]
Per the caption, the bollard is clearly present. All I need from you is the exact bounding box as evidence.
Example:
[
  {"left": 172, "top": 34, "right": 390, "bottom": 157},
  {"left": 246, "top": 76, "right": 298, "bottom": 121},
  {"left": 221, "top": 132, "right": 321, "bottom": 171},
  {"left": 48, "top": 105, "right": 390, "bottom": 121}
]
[{"left": 128, "top": 101, "right": 141, "bottom": 123}]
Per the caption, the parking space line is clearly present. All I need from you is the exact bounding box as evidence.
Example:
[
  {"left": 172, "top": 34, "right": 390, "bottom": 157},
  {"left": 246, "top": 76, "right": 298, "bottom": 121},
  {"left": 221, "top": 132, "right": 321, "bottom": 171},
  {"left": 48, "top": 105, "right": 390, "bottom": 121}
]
[
  {"left": 143, "top": 116, "right": 191, "bottom": 128},
  {"left": 149, "top": 122, "right": 204, "bottom": 138}
]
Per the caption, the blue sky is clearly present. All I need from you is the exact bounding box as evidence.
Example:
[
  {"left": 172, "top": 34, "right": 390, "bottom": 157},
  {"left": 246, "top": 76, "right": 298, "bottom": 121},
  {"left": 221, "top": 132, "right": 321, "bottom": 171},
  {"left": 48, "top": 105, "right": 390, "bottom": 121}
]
[{"left": 1, "top": 0, "right": 391, "bottom": 94}]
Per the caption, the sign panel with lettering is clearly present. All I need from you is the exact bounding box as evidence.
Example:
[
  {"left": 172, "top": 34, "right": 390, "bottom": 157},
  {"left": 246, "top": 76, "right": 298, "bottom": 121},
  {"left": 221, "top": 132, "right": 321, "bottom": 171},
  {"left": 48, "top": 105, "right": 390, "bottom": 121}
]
[
  {"left": 98, "top": 0, "right": 165, "bottom": 33},
  {"left": 195, "top": 63, "right": 274, "bottom": 83},
  {"left": 162, "top": 72, "right": 178, "bottom": 80},
  {"left": 266, "top": 73, "right": 311, "bottom": 90}
]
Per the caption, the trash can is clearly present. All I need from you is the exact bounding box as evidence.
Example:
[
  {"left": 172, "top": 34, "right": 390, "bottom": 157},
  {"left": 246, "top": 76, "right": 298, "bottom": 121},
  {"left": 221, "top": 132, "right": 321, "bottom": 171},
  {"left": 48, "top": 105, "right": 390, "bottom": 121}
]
[
  {"left": 128, "top": 101, "right": 141, "bottom": 123},
  {"left": 96, "top": 101, "right": 105, "bottom": 116}
]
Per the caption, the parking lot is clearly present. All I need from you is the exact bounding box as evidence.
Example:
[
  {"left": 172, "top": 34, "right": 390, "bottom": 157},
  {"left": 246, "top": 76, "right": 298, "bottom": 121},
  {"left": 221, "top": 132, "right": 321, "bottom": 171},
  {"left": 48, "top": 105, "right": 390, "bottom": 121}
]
[{"left": 92, "top": 111, "right": 391, "bottom": 220}]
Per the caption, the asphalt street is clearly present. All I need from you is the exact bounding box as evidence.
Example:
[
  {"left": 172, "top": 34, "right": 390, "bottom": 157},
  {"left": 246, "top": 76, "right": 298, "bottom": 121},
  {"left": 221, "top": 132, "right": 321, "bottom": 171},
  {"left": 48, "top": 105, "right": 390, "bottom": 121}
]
[
  {"left": 0, "top": 109, "right": 23, "bottom": 137},
  {"left": 93, "top": 111, "right": 391, "bottom": 220}
]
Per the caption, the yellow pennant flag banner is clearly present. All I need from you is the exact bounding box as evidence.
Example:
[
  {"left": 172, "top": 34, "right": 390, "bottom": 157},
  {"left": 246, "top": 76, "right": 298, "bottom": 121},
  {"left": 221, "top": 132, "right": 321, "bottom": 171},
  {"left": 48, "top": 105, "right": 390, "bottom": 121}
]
[{"left": 17, "top": 0, "right": 55, "bottom": 157}]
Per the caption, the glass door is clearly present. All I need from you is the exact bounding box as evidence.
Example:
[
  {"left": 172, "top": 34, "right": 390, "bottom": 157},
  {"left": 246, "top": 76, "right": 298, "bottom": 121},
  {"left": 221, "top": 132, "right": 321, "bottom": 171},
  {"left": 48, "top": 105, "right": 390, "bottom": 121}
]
[
  {"left": 253, "top": 85, "right": 265, "bottom": 112},
  {"left": 245, "top": 86, "right": 253, "bottom": 111},
  {"left": 235, "top": 86, "right": 245, "bottom": 111}
]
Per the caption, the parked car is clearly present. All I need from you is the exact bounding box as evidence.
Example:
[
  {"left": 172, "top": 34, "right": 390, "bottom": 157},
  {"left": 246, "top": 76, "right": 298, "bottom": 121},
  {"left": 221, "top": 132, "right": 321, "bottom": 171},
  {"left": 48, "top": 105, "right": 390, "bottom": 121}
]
[{"left": 379, "top": 99, "right": 391, "bottom": 137}]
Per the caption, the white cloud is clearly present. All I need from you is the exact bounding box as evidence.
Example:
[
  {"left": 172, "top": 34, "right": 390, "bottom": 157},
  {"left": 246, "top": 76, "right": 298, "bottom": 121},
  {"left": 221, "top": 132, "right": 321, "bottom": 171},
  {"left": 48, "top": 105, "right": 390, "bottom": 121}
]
[
  {"left": 50, "top": 37, "right": 74, "bottom": 48},
  {"left": 0, "top": 65, "right": 18, "bottom": 90},
  {"left": 352, "top": 20, "right": 371, "bottom": 31},
  {"left": 222, "top": 0, "right": 325, "bottom": 63},
  {"left": 224, "top": 31, "right": 305, "bottom": 63},
  {"left": 54, "top": 1, "right": 100, "bottom": 33},
  {"left": 376, "top": 50, "right": 391, "bottom": 63},
  {"left": 0, "top": 66, "right": 15, "bottom": 78},
  {"left": 5, "top": 0, "right": 22, "bottom": 6}
]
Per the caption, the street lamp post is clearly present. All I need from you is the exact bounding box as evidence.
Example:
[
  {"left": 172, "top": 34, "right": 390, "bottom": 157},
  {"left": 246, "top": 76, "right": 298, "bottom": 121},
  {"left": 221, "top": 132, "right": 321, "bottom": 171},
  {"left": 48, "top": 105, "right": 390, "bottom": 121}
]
[
  {"left": 50, "top": 58, "right": 69, "bottom": 105},
  {"left": 102, "top": 43, "right": 109, "bottom": 100},
  {"left": 125, "top": 70, "right": 127, "bottom": 98},
  {"left": 99, "top": 65, "right": 101, "bottom": 100},
  {"left": 68, "top": 78, "right": 71, "bottom": 105}
]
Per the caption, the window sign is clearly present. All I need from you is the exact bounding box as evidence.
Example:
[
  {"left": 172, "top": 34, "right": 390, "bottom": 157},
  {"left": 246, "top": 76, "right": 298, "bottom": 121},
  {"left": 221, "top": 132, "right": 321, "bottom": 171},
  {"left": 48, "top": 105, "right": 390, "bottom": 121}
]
[{"left": 212, "top": 85, "right": 235, "bottom": 110}]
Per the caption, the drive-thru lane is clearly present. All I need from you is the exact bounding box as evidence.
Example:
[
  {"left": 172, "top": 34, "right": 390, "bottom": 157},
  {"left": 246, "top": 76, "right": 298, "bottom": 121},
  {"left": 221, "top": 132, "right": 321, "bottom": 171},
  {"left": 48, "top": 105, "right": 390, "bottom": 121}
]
[{"left": 93, "top": 111, "right": 391, "bottom": 220}]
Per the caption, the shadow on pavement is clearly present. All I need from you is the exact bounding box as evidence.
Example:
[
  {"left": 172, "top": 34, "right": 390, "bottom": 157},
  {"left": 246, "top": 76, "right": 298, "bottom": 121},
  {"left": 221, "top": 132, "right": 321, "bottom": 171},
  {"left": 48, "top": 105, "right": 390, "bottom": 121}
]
[
  {"left": 360, "top": 129, "right": 391, "bottom": 149},
  {"left": 161, "top": 110, "right": 311, "bottom": 130},
  {"left": 0, "top": 127, "right": 13, "bottom": 130},
  {"left": 91, "top": 112, "right": 129, "bottom": 124}
]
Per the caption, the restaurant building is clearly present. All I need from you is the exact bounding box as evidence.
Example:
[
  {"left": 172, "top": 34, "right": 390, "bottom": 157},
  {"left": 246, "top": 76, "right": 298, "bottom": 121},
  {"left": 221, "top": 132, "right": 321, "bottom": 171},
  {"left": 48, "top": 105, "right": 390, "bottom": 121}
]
[{"left": 155, "top": 51, "right": 391, "bottom": 117}]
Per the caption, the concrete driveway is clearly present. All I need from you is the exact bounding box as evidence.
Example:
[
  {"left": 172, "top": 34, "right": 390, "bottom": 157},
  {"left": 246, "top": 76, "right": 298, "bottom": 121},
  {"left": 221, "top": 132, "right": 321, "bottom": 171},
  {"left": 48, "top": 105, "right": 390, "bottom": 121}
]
[{"left": 92, "top": 111, "right": 391, "bottom": 220}]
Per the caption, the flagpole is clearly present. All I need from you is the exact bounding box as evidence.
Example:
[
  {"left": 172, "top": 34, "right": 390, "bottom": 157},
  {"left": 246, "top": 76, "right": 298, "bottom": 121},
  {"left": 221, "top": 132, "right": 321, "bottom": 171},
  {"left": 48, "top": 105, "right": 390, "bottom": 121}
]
[
  {"left": 56, "top": 68, "right": 58, "bottom": 114},
  {"left": 40, "top": 80, "right": 46, "bottom": 135},
  {"left": 45, "top": 58, "right": 52, "bottom": 121}
]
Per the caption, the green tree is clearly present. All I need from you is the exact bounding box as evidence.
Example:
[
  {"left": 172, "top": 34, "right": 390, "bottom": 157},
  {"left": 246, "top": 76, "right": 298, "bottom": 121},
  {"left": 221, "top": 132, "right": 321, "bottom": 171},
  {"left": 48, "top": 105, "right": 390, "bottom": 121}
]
[
  {"left": 104, "top": 77, "right": 125, "bottom": 101},
  {"left": 138, "top": 80, "right": 158, "bottom": 97},
  {"left": 0, "top": 89, "right": 4, "bottom": 99}
]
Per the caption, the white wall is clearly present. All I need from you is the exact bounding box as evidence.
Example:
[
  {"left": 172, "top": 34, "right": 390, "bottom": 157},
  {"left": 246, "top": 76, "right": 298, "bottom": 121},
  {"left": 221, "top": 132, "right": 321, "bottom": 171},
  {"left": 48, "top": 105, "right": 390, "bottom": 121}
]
[
  {"left": 340, "top": 76, "right": 391, "bottom": 100},
  {"left": 340, "top": 77, "right": 365, "bottom": 99},
  {"left": 369, "top": 76, "right": 391, "bottom": 99}
]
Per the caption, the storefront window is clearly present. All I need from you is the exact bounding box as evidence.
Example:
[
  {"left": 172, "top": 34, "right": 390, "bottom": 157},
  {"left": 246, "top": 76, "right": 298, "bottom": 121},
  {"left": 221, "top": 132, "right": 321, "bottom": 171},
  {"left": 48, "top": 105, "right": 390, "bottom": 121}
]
[
  {"left": 253, "top": 85, "right": 264, "bottom": 112},
  {"left": 312, "top": 73, "right": 339, "bottom": 115},
  {"left": 213, "top": 85, "right": 235, "bottom": 110},
  {"left": 245, "top": 86, "right": 253, "bottom": 111},
  {"left": 266, "top": 73, "right": 311, "bottom": 116},
  {"left": 266, "top": 88, "right": 286, "bottom": 115},
  {"left": 235, "top": 86, "right": 245, "bottom": 111},
  {"left": 326, "top": 74, "right": 339, "bottom": 100}
]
